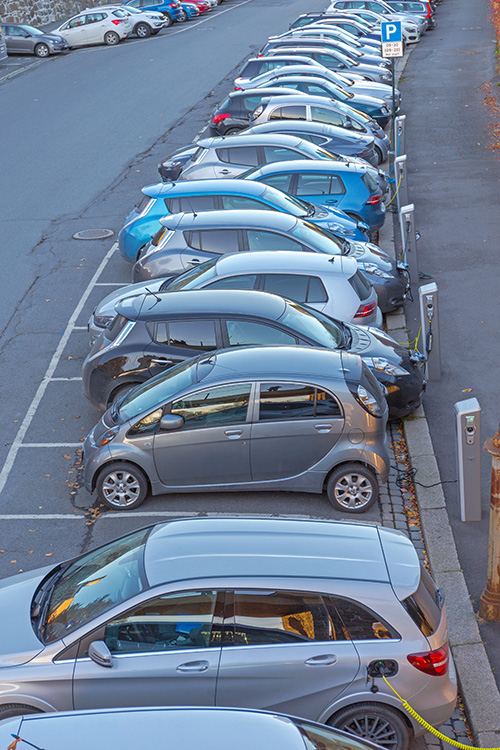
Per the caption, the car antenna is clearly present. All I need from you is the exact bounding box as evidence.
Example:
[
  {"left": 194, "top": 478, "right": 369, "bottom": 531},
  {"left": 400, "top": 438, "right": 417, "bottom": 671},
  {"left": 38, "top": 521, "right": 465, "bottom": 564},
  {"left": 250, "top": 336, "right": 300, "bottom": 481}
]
[{"left": 145, "top": 287, "right": 162, "bottom": 310}]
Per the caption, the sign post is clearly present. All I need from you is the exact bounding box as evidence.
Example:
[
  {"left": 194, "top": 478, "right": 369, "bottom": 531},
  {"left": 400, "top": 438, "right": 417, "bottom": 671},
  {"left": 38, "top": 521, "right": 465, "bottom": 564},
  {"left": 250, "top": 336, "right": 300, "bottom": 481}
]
[{"left": 380, "top": 21, "right": 403, "bottom": 128}]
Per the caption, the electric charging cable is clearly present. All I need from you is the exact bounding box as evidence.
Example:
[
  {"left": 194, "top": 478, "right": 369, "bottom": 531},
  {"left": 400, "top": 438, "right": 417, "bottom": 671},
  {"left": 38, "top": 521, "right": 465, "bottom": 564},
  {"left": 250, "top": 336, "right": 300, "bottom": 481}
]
[
  {"left": 385, "top": 170, "right": 402, "bottom": 207},
  {"left": 382, "top": 676, "right": 497, "bottom": 750}
]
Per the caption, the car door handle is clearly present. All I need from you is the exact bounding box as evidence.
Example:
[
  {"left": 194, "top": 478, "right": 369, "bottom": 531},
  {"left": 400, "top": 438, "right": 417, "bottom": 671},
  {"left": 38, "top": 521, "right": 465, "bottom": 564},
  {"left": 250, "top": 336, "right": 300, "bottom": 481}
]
[
  {"left": 305, "top": 654, "right": 337, "bottom": 666},
  {"left": 176, "top": 660, "right": 210, "bottom": 673},
  {"left": 314, "top": 423, "right": 333, "bottom": 433},
  {"left": 219, "top": 169, "right": 231, "bottom": 174},
  {"left": 188, "top": 258, "right": 201, "bottom": 265},
  {"left": 325, "top": 199, "right": 338, "bottom": 205},
  {"left": 224, "top": 429, "right": 243, "bottom": 439},
  {"left": 151, "top": 357, "right": 174, "bottom": 366}
]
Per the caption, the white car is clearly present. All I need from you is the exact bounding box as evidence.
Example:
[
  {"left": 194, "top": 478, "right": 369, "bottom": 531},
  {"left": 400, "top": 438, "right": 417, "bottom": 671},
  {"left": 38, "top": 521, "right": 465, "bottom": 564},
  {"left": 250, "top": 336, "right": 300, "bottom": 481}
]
[
  {"left": 98, "top": 5, "right": 166, "bottom": 36},
  {"left": 54, "top": 8, "right": 131, "bottom": 47},
  {"left": 327, "top": 6, "right": 421, "bottom": 43}
]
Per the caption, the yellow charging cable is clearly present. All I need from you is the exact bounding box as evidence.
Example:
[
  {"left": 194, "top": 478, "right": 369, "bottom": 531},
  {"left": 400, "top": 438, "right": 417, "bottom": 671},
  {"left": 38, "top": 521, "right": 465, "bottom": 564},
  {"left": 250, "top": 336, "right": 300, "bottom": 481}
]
[
  {"left": 382, "top": 676, "right": 498, "bottom": 750},
  {"left": 385, "top": 171, "right": 403, "bottom": 207}
]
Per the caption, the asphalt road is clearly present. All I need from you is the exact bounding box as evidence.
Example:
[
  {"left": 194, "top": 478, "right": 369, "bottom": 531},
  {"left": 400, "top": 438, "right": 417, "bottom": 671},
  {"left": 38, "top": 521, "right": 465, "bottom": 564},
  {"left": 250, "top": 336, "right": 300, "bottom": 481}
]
[{"left": 401, "top": 0, "right": 500, "bottom": 686}]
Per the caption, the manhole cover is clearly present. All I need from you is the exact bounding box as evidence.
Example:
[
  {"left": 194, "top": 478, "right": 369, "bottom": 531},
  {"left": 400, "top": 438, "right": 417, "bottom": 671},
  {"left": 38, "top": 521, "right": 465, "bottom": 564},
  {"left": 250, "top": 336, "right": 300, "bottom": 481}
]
[{"left": 73, "top": 229, "right": 114, "bottom": 240}]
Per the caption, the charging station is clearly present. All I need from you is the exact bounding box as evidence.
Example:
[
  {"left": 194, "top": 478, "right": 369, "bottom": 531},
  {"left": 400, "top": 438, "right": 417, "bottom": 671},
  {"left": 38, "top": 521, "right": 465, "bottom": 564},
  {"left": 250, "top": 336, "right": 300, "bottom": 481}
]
[
  {"left": 419, "top": 282, "right": 441, "bottom": 380},
  {"left": 454, "top": 398, "right": 481, "bottom": 522}
]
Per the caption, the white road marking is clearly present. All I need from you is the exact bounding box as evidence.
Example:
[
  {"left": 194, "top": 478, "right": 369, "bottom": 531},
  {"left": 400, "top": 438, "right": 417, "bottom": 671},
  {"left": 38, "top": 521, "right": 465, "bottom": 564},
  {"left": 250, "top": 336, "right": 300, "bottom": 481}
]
[
  {"left": 72, "top": 326, "right": 87, "bottom": 330},
  {"left": 0, "top": 511, "right": 336, "bottom": 521},
  {"left": 50, "top": 377, "right": 83, "bottom": 381},
  {"left": 0, "top": 242, "right": 118, "bottom": 496},
  {"left": 94, "top": 282, "right": 124, "bottom": 286},
  {"left": 20, "top": 443, "right": 83, "bottom": 448}
]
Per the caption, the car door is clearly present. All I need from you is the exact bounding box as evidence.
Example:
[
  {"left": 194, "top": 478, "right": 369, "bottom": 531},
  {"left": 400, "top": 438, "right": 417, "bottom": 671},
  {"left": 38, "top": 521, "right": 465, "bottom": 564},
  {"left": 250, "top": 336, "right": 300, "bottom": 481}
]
[
  {"left": 59, "top": 15, "right": 89, "bottom": 46},
  {"left": 244, "top": 229, "right": 307, "bottom": 254},
  {"left": 216, "top": 589, "right": 360, "bottom": 719},
  {"left": 6, "top": 26, "right": 30, "bottom": 53},
  {"left": 214, "top": 146, "right": 260, "bottom": 178},
  {"left": 267, "top": 104, "right": 307, "bottom": 122},
  {"left": 152, "top": 381, "right": 253, "bottom": 486},
  {"left": 84, "top": 13, "right": 107, "bottom": 44},
  {"left": 73, "top": 590, "right": 223, "bottom": 710},
  {"left": 222, "top": 318, "right": 298, "bottom": 349},
  {"left": 294, "top": 172, "right": 347, "bottom": 209},
  {"left": 181, "top": 229, "right": 241, "bottom": 269},
  {"left": 260, "top": 273, "right": 329, "bottom": 312},
  {"left": 143, "top": 318, "right": 220, "bottom": 377}
]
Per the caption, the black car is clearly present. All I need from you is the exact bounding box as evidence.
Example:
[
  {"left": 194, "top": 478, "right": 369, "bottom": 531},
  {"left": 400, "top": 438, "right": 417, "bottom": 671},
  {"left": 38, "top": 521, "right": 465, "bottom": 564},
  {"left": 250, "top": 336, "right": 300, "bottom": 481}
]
[
  {"left": 209, "top": 88, "right": 306, "bottom": 137},
  {"left": 82, "top": 288, "right": 424, "bottom": 417}
]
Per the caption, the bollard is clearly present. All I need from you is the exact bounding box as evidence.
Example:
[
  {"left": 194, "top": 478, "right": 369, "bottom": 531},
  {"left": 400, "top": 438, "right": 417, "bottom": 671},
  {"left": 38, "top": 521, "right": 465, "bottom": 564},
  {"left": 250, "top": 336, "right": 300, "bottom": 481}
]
[
  {"left": 394, "top": 155, "right": 409, "bottom": 211},
  {"left": 479, "top": 423, "right": 500, "bottom": 620},
  {"left": 399, "top": 204, "right": 418, "bottom": 288},
  {"left": 394, "top": 114, "right": 406, "bottom": 158},
  {"left": 454, "top": 398, "right": 481, "bottom": 522},
  {"left": 419, "top": 282, "right": 441, "bottom": 380}
]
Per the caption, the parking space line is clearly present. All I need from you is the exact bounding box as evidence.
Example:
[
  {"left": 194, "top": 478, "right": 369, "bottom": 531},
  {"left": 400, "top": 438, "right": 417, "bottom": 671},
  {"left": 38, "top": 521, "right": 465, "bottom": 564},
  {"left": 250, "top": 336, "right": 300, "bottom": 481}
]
[
  {"left": 0, "top": 511, "right": 337, "bottom": 521},
  {"left": 72, "top": 326, "right": 87, "bottom": 330},
  {"left": 94, "top": 282, "right": 124, "bottom": 286},
  {"left": 19, "top": 443, "right": 83, "bottom": 448},
  {"left": 50, "top": 377, "right": 83, "bottom": 381},
  {"left": 0, "top": 242, "right": 118, "bottom": 497}
]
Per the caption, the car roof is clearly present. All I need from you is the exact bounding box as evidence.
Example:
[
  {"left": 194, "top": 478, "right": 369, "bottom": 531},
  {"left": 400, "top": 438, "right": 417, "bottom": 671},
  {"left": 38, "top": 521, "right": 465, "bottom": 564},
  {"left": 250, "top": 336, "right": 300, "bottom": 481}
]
[
  {"left": 245, "top": 55, "right": 319, "bottom": 64},
  {"left": 160, "top": 209, "right": 298, "bottom": 231},
  {"left": 116, "top": 289, "right": 287, "bottom": 322},
  {"left": 197, "top": 133, "right": 308, "bottom": 149},
  {"left": 228, "top": 87, "right": 307, "bottom": 98},
  {"left": 212, "top": 251, "right": 355, "bottom": 276},
  {"left": 0, "top": 707, "right": 309, "bottom": 750},
  {"left": 259, "top": 93, "right": 352, "bottom": 107},
  {"left": 251, "top": 159, "right": 366, "bottom": 176},
  {"left": 142, "top": 179, "right": 268, "bottom": 199},
  {"left": 144, "top": 516, "right": 421, "bottom": 598}
]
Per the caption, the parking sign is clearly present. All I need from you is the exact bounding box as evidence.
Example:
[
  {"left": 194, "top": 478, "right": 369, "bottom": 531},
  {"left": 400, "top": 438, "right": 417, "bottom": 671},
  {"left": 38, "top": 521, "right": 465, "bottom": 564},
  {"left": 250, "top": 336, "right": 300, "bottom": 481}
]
[{"left": 381, "top": 20, "right": 403, "bottom": 58}]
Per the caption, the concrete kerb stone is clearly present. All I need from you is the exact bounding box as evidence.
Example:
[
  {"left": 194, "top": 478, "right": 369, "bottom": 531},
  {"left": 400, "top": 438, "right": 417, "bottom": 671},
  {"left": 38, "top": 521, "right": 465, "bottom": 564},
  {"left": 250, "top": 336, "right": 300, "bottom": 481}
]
[
  {"left": 476, "top": 732, "right": 500, "bottom": 749},
  {"left": 453, "top": 643, "right": 500, "bottom": 737},
  {"left": 433, "top": 570, "right": 483, "bottom": 648}
]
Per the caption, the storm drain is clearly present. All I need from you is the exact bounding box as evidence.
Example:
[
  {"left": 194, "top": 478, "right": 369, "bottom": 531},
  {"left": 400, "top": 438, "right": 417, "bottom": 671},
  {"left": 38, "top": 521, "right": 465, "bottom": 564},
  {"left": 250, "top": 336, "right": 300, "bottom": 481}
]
[{"left": 73, "top": 229, "right": 114, "bottom": 240}]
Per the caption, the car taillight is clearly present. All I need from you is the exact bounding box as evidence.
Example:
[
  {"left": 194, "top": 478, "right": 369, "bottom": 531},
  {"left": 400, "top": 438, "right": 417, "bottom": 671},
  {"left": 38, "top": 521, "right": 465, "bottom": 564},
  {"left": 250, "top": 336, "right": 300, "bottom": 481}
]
[
  {"left": 355, "top": 300, "right": 376, "bottom": 318},
  {"left": 366, "top": 194, "right": 382, "bottom": 205},
  {"left": 234, "top": 86, "right": 242, "bottom": 91},
  {"left": 407, "top": 644, "right": 448, "bottom": 677},
  {"left": 111, "top": 19, "right": 124, "bottom": 24},
  {"left": 212, "top": 112, "right": 230, "bottom": 124}
]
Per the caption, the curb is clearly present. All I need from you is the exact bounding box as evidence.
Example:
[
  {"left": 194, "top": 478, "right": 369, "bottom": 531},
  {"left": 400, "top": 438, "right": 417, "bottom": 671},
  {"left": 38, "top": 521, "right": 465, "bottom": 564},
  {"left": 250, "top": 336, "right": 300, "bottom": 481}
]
[{"left": 389, "top": 42, "right": 500, "bottom": 750}]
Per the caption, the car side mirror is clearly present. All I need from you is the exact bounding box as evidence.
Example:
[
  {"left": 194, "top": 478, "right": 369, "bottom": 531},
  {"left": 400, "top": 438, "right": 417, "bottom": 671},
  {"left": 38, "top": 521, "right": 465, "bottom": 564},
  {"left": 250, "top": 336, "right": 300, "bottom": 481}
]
[
  {"left": 160, "top": 414, "right": 185, "bottom": 431},
  {"left": 88, "top": 640, "right": 113, "bottom": 668},
  {"left": 344, "top": 119, "right": 353, "bottom": 129}
]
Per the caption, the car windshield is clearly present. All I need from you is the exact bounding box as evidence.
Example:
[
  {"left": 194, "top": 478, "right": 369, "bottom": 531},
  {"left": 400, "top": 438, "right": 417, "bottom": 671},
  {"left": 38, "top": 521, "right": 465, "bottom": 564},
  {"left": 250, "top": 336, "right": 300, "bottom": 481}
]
[
  {"left": 295, "top": 719, "right": 375, "bottom": 750},
  {"left": 163, "top": 259, "right": 218, "bottom": 290},
  {"left": 292, "top": 220, "right": 344, "bottom": 255},
  {"left": 261, "top": 186, "right": 309, "bottom": 217},
  {"left": 116, "top": 359, "right": 196, "bottom": 422},
  {"left": 279, "top": 301, "right": 344, "bottom": 348},
  {"left": 21, "top": 25, "right": 44, "bottom": 34},
  {"left": 42, "top": 528, "right": 150, "bottom": 643}
]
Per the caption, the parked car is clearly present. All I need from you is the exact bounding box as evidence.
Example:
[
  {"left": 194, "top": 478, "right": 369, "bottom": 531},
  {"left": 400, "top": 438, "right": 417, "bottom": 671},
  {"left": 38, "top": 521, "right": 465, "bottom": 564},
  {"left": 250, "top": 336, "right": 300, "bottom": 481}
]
[
  {"left": 261, "top": 36, "right": 390, "bottom": 71},
  {"left": 311, "top": 17, "right": 383, "bottom": 42},
  {"left": 118, "top": 178, "right": 369, "bottom": 261},
  {"left": 254, "top": 75, "right": 390, "bottom": 127},
  {"left": 53, "top": 8, "right": 131, "bottom": 46},
  {"left": 98, "top": 5, "right": 166, "bottom": 36},
  {"left": 0, "top": 23, "right": 69, "bottom": 56},
  {"left": 161, "top": 133, "right": 377, "bottom": 181},
  {"left": 179, "top": 2, "right": 200, "bottom": 20},
  {"left": 249, "top": 94, "right": 390, "bottom": 164},
  {"left": 264, "top": 45, "right": 392, "bottom": 84},
  {"left": 0, "top": 706, "right": 392, "bottom": 750},
  {"left": 386, "top": 0, "right": 435, "bottom": 29},
  {"left": 186, "top": 0, "right": 211, "bottom": 12},
  {"left": 84, "top": 288, "right": 422, "bottom": 417},
  {"left": 280, "top": 24, "right": 381, "bottom": 54},
  {"left": 329, "top": 0, "right": 427, "bottom": 34},
  {"left": 236, "top": 54, "right": 325, "bottom": 83},
  {"left": 0, "top": 26, "right": 7, "bottom": 60},
  {"left": 243, "top": 160, "right": 385, "bottom": 230},
  {"left": 327, "top": 7, "right": 421, "bottom": 43},
  {"left": 122, "top": 0, "right": 182, "bottom": 25},
  {"left": 289, "top": 12, "right": 381, "bottom": 37},
  {"left": 209, "top": 87, "right": 308, "bottom": 137}
]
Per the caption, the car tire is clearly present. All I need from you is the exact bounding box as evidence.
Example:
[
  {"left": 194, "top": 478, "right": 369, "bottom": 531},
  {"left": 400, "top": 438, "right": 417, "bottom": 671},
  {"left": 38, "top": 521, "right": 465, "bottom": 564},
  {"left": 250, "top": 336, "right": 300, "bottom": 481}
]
[
  {"left": 34, "top": 43, "right": 50, "bottom": 57},
  {"left": 162, "top": 13, "right": 173, "bottom": 26},
  {"left": 328, "top": 703, "right": 410, "bottom": 750},
  {"left": 326, "top": 463, "right": 378, "bottom": 513},
  {"left": 134, "top": 22, "right": 152, "bottom": 37},
  {"left": 0, "top": 704, "right": 42, "bottom": 721},
  {"left": 224, "top": 127, "right": 244, "bottom": 135},
  {"left": 104, "top": 31, "right": 120, "bottom": 45},
  {"left": 107, "top": 383, "right": 139, "bottom": 409},
  {"left": 177, "top": 9, "right": 188, "bottom": 21},
  {"left": 96, "top": 462, "right": 148, "bottom": 510},
  {"left": 374, "top": 145, "right": 384, "bottom": 165}
]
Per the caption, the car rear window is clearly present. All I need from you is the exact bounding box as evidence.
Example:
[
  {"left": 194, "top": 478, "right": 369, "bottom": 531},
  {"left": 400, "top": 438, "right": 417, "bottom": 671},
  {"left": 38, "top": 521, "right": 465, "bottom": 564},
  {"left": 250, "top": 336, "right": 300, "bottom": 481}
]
[
  {"left": 105, "top": 314, "right": 129, "bottom": 342},
  {"left": 216, "top": 95, "right": 231, "bottom": 112},
  {"left": 362, "top": 172, "right": 379, "bottom": 192},
  {"left": 348, "top": 269, "right": 371, "bottom": 301},
  {"left": 402, "top": 565, "right": 442, "bottom": 636}
]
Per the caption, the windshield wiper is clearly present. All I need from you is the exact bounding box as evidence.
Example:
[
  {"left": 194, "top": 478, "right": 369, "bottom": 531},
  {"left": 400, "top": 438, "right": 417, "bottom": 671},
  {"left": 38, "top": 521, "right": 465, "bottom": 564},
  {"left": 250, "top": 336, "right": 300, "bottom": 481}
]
[
  {"left": 340, "top": 322, "right": 353, "bottom": 348},
  {"left": 31, "top": 565, "right": 68, "bottom": 638},
  {"left": 303, "top": 201, "right": 316, "bottom": 217}
]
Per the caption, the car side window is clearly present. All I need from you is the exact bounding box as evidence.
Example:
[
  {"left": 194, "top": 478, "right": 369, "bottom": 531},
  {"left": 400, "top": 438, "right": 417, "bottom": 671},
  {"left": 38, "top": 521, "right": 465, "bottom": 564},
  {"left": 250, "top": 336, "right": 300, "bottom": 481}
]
[
  {"left": 246, "top": 230, "right": 304, "bottom": 253},
  {"left": 227, "top": 591, "right": 346, "bottom": 646},
  {"left": 9, "top": 26, "right": 28, "bottom": 36},
  {"left": 219, "top": 195, "right": 271, "bottom": 211},
  {"left": 170, "top": 383, "right": 252, "bottom": 428},
  {"left": 153, "top": 319, "right": 217, "bottom": 350},
  {"left": 258, "top": 173, "right": 293, "bottom": 192},
  {"left": 102, "top": 591, "right": 219, "bottom": 654},
  {"left": 311, "top": 106, "right": 344, "bottom": 127},
  {"left": 307, "top": 276, "right": 328, "bottom": 304},
  {"left": 241, "top": 96, "right": 265, "bottom": 113},
  {"left": 259, "top": 382, "right": 319, "bottom": 420},
  {"left": 204, "top": 274, "right": 258, "bottom": 291},
  {"left": 262, "top": 273, "right": 310, "bottom": 303},
  {"left": 304, "top": 84, "right": 328, "bottom": 96},
  {"left": 296, "top": 173, "right": 346, "bottom": 196},
  {"left": 327, "top": 597, "right": 400, "bottom": 640},
  {"left": 195, "top": 229, "right": 240, "bottom": 254},
  {"left": 225, "top": 320, "right": 297, "bottom": 347},
  {"left": 225, "top": 147, "right": 260, "bottom": 166},
  {"left": 262, "top": 146, "right": 304, "bottom": 162},
  {"left": 269, "top": 105, "right": 307, "bottom": 121},
  {"left": 85, "top": 13, "right": 105, "bottom": 23},
  {"left": 66, "top": 15, "right": 85, "bottom": 28}
]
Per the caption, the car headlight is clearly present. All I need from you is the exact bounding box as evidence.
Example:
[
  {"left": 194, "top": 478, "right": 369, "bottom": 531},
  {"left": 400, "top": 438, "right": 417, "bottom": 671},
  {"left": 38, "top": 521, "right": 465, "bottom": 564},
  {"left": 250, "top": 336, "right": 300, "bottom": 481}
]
[
  {"left": 93, "top": 314, "right": 114, "bottom": 328},
  {"left": 359, "top": 262, "right": 392, "bottom": 279},
  {"left": 366, "top": 357, "right": 410, "bottom": 376},
  {"left": 354, "top": 384, "right": 383, "bottom": 417},
  {"left": 380, "top": 106, "right": 389, "bottom": 114},
  {"left": 328, "top": 222, "right": 354, "bottom": 236},
  {"left": 96, "top": 426, "right": 120, "bottom": 447},
  {"left": 252, "top": 105, "right": 264, "bottom": 120}
]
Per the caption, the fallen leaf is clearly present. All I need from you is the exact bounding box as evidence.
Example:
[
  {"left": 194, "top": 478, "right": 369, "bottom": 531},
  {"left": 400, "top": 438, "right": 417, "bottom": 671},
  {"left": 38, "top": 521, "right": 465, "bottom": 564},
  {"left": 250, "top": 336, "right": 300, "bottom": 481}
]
[
  {"left": 28, "top": 551, "right": 34, "bottom": 555},
  {"left": 10, "top": 560, "right": 16, "bottom": 563},
  {"left": 462, "top": 388, "right": 472, "bottom": 393},
  {"left": 45, "top": 474, "right": 51, "bottom": 477},
  {"left": 63, "top": 455, "right": 71, "bottom": 460},
  {"left": 45, "top": 553, "right": 53, "bottom": 557}
]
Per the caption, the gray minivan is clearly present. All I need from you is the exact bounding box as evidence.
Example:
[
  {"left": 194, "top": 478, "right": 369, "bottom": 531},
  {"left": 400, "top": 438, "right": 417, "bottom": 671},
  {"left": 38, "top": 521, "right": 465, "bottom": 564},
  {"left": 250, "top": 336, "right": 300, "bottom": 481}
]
[{"left": 83, "top": 345, "right": 389, "bottom": 511}]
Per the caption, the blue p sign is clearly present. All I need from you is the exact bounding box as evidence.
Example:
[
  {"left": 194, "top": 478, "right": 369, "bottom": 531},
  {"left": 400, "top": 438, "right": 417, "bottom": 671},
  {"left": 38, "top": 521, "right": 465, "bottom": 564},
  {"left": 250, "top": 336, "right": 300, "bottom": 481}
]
[{"left": 381, "top": 20, "right": 402, "bottom": 43}]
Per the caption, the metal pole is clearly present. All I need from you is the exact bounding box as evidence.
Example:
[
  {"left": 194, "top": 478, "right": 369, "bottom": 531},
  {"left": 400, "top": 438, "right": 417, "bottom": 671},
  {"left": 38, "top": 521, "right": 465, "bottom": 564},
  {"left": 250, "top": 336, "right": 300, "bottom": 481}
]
[
  {"left": 391, "top": 58, "right": 396, "bottom": 128},
  {"left": 479, "top": 424, "right": 500, "bottom": 620}
]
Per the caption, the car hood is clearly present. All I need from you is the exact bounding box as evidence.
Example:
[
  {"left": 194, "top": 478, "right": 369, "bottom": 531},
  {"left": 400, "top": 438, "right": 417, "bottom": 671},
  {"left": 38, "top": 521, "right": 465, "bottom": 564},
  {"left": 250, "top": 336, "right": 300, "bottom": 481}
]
[
  {"left": 93, "top": 279, "right": 167, "bottom": 321},
  {"left": 347, "top": 324, "right": 405, "bottom": 362},
  {"left": 0, "top": 566, "right": 53, "bottom": 667}
]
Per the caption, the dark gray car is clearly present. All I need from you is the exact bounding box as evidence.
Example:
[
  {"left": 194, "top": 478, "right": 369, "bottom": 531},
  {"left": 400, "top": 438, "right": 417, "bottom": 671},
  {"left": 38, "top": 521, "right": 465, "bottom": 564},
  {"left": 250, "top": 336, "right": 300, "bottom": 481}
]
[{"left": 0, "top": 24, "right": 69, "bottom": 56}]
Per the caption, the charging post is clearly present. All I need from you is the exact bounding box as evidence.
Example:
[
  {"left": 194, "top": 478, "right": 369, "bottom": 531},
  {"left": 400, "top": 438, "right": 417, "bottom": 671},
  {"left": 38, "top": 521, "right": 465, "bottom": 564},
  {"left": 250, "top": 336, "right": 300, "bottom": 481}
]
[
  {"left": 394, "top": 114, "right": 406, "bottom": 159},
  {"left": 454, "top": 398, "right": 481, "bottom": 522},
  {"left": 394, "top": 155, "right": 409, "bottom": 211},
  {"left": 399, "top": 204, "right": 418, "bottom": 288},
  {"left": 419, "top": 282, "right": 440, "bottom": 380}
]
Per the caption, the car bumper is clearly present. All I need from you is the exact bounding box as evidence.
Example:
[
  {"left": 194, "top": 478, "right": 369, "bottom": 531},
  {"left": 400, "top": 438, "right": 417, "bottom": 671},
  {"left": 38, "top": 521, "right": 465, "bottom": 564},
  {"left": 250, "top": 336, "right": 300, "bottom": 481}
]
[
  {"left": 376, "top": 366, "right": 425, "bottom": 420},
  {"left": 370, "top": 271, "right": 406, "bottom": 313}
]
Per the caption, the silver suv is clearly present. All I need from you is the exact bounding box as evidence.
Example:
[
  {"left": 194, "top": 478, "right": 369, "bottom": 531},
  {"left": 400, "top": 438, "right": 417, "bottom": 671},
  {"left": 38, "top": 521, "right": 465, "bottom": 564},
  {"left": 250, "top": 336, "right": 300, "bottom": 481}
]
[
  {"left": 0, "top": 516, "right": 456, "bottom": 750},
  {"left": 83, "top": 345, "right": 389, "bottom": 511}
]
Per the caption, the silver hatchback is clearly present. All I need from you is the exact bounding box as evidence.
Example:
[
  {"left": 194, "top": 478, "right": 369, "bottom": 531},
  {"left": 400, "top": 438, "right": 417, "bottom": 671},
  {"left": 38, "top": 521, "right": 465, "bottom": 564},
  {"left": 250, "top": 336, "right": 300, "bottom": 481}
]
[{"left": 0, "top": 517, "right": 456, "bottom": 750}]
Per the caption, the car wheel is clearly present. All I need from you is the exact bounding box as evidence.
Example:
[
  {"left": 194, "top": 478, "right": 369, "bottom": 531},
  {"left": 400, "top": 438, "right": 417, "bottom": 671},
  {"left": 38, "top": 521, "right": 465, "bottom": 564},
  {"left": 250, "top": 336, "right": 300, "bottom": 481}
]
[
  {"left": 328, "top": 703, "right": 410, "bottom": 750},
  {"left": 224, "top": 127, "right": 244, "bottom": 135},
  {"left": 104, "top": 30, "right": 120, "bottom": 45},
  {"left": 326, "top": 463, "right": 378, "bottom": 513},
  {"left": 96, "top": 462, "right": 148, "bottom": 510},
  {"left": 34, "top": 43, "right": 50, "bottom": 57},
  {"left": 0, "top": 705, "right": 42, "bottom": 721},
  {"left": 162, "top": 13, "right": 173, "bottom": 26},
  {"left": 134, "top": 22, "right": 151, "bottom": 37},
  {"left": 177, "top": 9, "right": 188, "bottom": 21},
  {"left": 374, "top": 145, "right": 384, "bottom": 165},
  {"left": 107, "top": 383, "right": 139, "bottom": 409}
]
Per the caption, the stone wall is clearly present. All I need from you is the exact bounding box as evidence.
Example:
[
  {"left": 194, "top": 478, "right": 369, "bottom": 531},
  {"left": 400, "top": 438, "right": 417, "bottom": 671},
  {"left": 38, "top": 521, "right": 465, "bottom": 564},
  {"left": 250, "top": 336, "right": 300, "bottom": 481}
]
[{"left": 0, "top": 0, "right": 105, "bottom": 26}]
